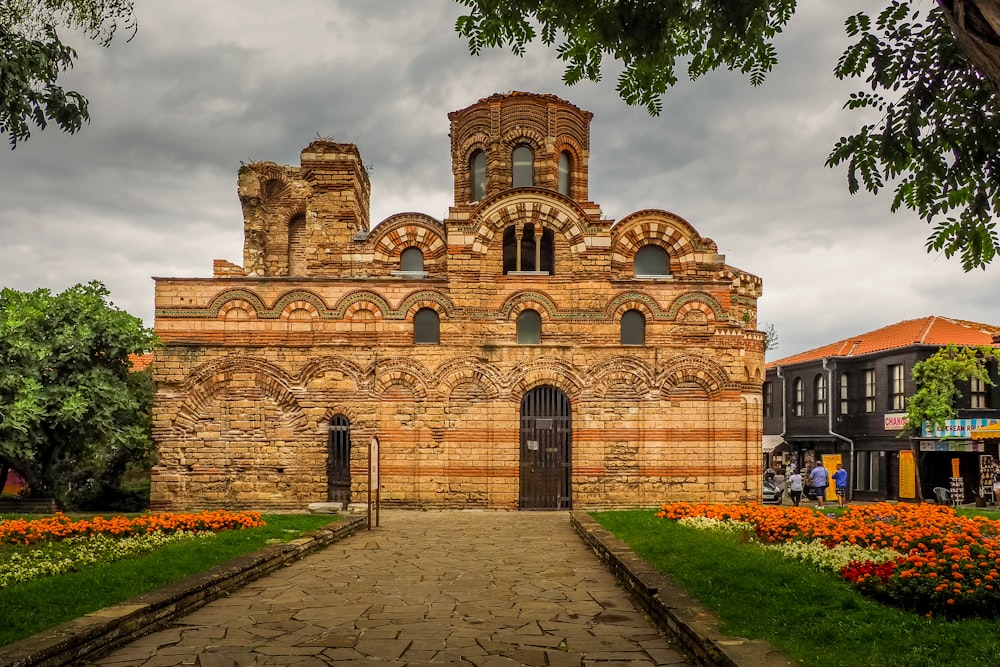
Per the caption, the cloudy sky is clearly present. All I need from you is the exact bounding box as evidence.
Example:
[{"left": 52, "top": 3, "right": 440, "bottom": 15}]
[{"left": 2, "top": 0, "right": 998, "bottom": 360}]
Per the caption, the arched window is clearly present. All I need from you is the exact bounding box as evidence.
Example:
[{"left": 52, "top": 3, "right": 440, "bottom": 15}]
[
  {"left": 814, "top": 374, "right": 827, "bottom": 415},
  {"left": 512, "top": 145, "right": 533, "bottom": 187},
  {"left": 413, "top": 308, "right": 440, "bottom": 344},
  {"left": 288, "top": 214, "right": 306, "bottom": 276},
  {"left": 503, "top": 224, "right": 554, "bottom": 274},
  {"left": 620, "top": 309, "right": 645, "bottom": 345},
  {"left": 470, "top": 150, "right": 486, "bottom": 201},
  {"left": 400, "top": 247, "right": 424, "bottom": 272},
  {"left": 792, "top": 378, "right": 804, "bottom": 416},
  {"left": 517, "top": 309, "right": 541, "bottom": 344},
  {"left": 558, "top": 151, "right": 571, "bottom": 196},
  {"left": 633, "top": 245, "right": 670, "bottom": 277}
]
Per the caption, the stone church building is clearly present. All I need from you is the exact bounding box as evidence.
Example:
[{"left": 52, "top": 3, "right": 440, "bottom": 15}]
[{"left": 150, "top": 92, "right": 765, "bottom": 511}]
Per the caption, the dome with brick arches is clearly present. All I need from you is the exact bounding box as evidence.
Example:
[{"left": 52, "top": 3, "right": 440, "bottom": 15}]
[{"left": 448, "top": 92, "right": 593, "bottom": 208}]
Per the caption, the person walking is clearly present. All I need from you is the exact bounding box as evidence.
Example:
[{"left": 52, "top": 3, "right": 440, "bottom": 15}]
[
  {"left": 787, "top": 469, "right": 804, "bottom": 507},
  {"left": 832, "top": 463, "right": 848, "bottom": 508},
  {"left": 810, "top": 461, "right": 830, "bottom": 508}
]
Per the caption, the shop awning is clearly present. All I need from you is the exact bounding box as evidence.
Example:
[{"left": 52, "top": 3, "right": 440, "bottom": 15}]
[
  {"left": 763, "top": 435, "right": 786, "bottom": 453},
  {"left": 971, "top": 421, "right": 1000, "bottom": 440}
]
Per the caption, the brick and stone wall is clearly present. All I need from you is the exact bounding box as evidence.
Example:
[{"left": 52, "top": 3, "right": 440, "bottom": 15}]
[{"left": 151, "top": 92, "right": 764, "bottom": 511}]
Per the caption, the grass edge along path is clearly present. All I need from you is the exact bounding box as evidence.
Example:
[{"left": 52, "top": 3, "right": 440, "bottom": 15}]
[
  {"left": 0, "top": 513, "right": 338, "bottom": 646},
  {"left": 592, "top": 510, "right": 1000, "bottom": 667}
]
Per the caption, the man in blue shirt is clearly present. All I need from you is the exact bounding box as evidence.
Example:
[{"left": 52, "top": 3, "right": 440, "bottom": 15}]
[
  {"left": 810, "top": 462, "right": 830, "bottom": 508},
  {"left": 832, "top": 463, "right": 848, "bottom": 507}
]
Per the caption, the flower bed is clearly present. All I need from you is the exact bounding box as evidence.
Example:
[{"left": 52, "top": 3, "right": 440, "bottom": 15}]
[
  {"left": 0, "top": 511, "right": 266, "bottom": 588},
  {"left": 0, "top": 511, "right": 265, "bottom": 546},
  {"left": 657, "top": 502, "right": 1000, "bottom": 618}
]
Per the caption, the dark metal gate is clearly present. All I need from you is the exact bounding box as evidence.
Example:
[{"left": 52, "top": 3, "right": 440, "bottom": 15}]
[
  {"left": 519, "top": 386, "right": 572, "bottom": 510},
  {"left": 327, "top": 415, "right": 351, "bottom": 504}
]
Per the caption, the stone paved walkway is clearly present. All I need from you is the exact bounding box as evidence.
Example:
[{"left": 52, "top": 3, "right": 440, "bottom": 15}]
[{"left": 88, "top": 510, "right": 690, "bottom": 666}]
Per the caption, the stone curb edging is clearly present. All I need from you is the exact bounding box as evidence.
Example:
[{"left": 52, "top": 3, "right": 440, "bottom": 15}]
[
  {"left": 0, "top": 516, "right": 367, "bottom": 667},
  {"left": 570, "top": 511, "right": 798, "bottom": 667}
]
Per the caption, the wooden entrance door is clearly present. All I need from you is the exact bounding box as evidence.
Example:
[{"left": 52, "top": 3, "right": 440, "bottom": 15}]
[
  {"left": 519, "top": 386, "right": 572, "bottom": 510},
  {"left": 327, "top": 415, "right": 351, "bottom": 504}
]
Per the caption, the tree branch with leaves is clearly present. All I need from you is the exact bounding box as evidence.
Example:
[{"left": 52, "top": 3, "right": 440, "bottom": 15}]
[
  {"left": 904, "top": 343, "right": 1000, "bottom": 434},
  {"left": 0, "top": 0, "right": 136, "bottom": 148},
  {"left": 454, "top": 0, "right": 1000, "bottom": 270}
]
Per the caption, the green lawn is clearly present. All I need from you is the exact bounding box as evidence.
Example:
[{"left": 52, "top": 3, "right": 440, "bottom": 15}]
[
  {"left": 593, "top": 509, "right": 1000, "bottom": 667},
  {"left": 0, "top": 513, "right": 339, "bottom": 646}
]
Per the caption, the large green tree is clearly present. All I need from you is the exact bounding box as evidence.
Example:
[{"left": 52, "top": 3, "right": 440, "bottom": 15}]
[
  {"left": 0, "top": 281, "right": 155, "bottom": 508},
  {"left": 455, "top": 1, "right": 1000, "bottom": 271},
  {"left": 0, "top": 0, "right": 136, "bottom": 148}
]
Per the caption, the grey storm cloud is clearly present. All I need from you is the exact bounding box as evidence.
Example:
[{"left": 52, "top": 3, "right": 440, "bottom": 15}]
[{"left": 1, "top": 0, "right": 998, "bottom": 361}]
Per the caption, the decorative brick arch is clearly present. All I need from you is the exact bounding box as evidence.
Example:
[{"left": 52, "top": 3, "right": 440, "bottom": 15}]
[
  {"left": 320, "top": 405, "right": 364, "bottom": 427},
  {"left": 606, "top": 292, "right": 664, "bottom": 321},
  {"left": 508, "top": 358, "right": 584, "bottom": 401},
  {"left": 498, "top": 290, "right": 559, "bottom": 320},
  {"left": 500, "top": 127, "right": 546, "bottom": 154},
  {"left": 586, "top": 356, "right": 655, "bottom": 396},
  {"left": 370, "top": 214, "right": 447, "bottom": 263},
  {"left": 218, "top": 299, "right": 258, "bottom": 320},
  {"left": 331, "top": 291, "right": 390, "bottom": 320},
  {"left": 656, "top": 355, "right": 730, "bottom": 398},
  {"left": 297, "top": 356, "right": 368, "bottom": 392},
  {"left": 467, "top": 191, "right": 589, "bottom": 257},
  {"left": 371, "top": 357, "right": 431, "bottom": 399},
  {"left": 171, "top": 356, "right": 302, "bottom": 434},
  {"left": 205, "top": 290, "right": 268, "bottom": 319},
  {"left": 435, "top": 359, "right": 504, "bottom": 400},
  {"left": 665, "top": 292, "right": 726, "bottom": 322},
  {"left": 610, "top": 210, "right": 711, "bottom": 273},
  {"left": 278, "top": 300, "right": 319, "bottom": 320},
  {"left": 398, "top": 290, "right": 455, "bottom": 319}
]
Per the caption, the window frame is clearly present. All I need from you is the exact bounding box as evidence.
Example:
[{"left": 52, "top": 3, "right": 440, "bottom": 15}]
[
  {"left": 620, "top": 309, "right": 646, "bottom": 345},
  {"left": 814, "top": 373, "right": 827, "bottom": 416},
  {"left": 839, "top": 372, "right": 849, "bottom": 416},
  {"left": 864, "top": 369, "right": 876, "bottom": 413},
  {"left": 512, "top": 145, "right": 534, "bottom": 188},
  {"left": 971, "top": 375, "right": 989, "bottom": 408},
  {"left": 763, "top": 381, "right": 773, "bottom": 418},
  {"left": 470, "top": 149, "right": 487, "bottom": 201},
  {"left": 516, "top": 309, "right": 542, "bottom": 345},
  {"left": 413, "top": 308, "right": 440, "bottom": 344},
  {"left": 633, "top": 244, "right": 671, "bottom": 278},
  {"left": 792, "top": 377, "right": 804, "bottom": 417},
  {"left": 558, "top": 151, "right": 571, "bottom": 196},
  {"left": 889, "top": 364, "right": 905, "bottom": 411}
]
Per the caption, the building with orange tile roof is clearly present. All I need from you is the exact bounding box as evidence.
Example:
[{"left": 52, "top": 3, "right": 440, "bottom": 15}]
[{"left": 764, "top": 317, "right": 1000, "bottom": 504}]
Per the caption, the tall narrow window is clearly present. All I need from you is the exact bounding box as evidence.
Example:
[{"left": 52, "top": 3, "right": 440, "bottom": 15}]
[
  {"left": 763, "top": 381, "right": 773, "bottom": 418},
  {"left": 558, "top": 151, "right": 571, "bottom": 196},
  {"left": 503, "top": 225, "right": 554, "bottom": 274},
  {"left": 840, "top": 372, "right": 849, "bottom": 415},
  {"left": 517, "top": 309, "right": 541, "bottom": 344},
  {"left": 288, "top": 214, "right": 306, "bottom": 276},
  {"left": 400, "top": 247, "right": 424, "bottom": 272},
  {"left": 413, "top": 308, "right": 440, "bottom": 344},
  {"left": 889, "top": 364, "right": 905, "bottom": 411},
  {"left": 864, "top": 369, "right": 876, "bottom": 412},
  {"left": 633, "top": 245, "right": 670, "bottom": 277},
  {"left": 792, "top": 378, "right": 804, "bottom": 416},
  {"left": 512, "top": 146, "right": 533, "bottom": 187},
  {"left": 814, "top": 374, "right": 827, "bottom": 415},
  {"left": 971, "top": 376, "right": 989, "bottom": 408},
  {"left": 620, "top": 309, "right": 645, "bottom": 345},
  {"left": 471, "top": 150, "right": 486, "bottom": 201}
]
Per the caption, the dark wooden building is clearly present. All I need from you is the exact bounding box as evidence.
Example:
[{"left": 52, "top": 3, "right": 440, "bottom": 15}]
[{"left": 763, "top": 317, "right": 1000, "bottom": 502}]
